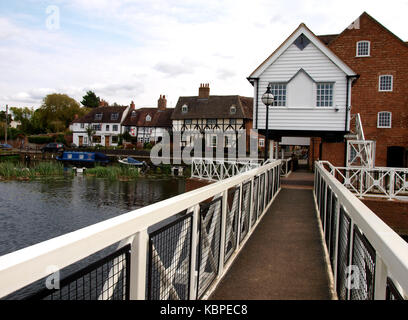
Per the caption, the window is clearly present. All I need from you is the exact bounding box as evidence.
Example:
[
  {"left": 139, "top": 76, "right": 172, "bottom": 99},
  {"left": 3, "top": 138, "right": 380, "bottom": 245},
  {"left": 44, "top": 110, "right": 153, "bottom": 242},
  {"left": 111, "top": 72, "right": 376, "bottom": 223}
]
[
  {"left": 105, "top": 125, "right": 110, "bottom": 131},
  {"left": 259, "top": 139, "right": 265, "bottom": 147},
  {"left": 230, "top": 105, "right": 236, "bottom": 114},
  {"left": 92, "top": 135, "right": 101, "bottom": 143},
  {"left": 92, "top": 124, "right": 101, "bottom": 131},
  {"left": 377, "top": 111, "right": 392, "bottom": 128},
  {"left": 94, "top": 113, "right": 103, "bottom": 121},
  {"left": 316, "top": 83, "right": 333, "bottom": 107},
  {"left": 356, "top": 41, "right": 370, "bottom": 57},
  {"left": 182, "top": 105, "right": 188, "bottom": 113},
  {"left": 113, "top": 125, "right": 118, "bottom": 131},
  {"left": 268, "top": 83, "right": 286, "bottom": 106},
  {"left": 379, "top": 75, "right": 393, "bottom": 92},
  {"left": 84, "top": 137, "right": 88, "bottom": 144},
  {"left": 111, "top": 136, "right": 118, "bottom": 143},
  {"left": 110, "top": 113, "right": 119, "bottom": 120},
  {"left": 146, "top": 115, "right": 151, "bottom": 122},
  {"left": 206, "top": 119, "right": 216, "bottom": 125},
  {"left": 229, "top": 118, "right": 236, "bottom": 125},
  {"left": 185, "top": 119, "right": 192, "bottom": 125},
  {"left": 80, "top": 123, "right": 84, "bottom": 129},
  {"left": 211, "top": 135, "right": 217, "bottom": 147},
  {"left": 131, "top": 110, "right": 137, "bottom": 117}
]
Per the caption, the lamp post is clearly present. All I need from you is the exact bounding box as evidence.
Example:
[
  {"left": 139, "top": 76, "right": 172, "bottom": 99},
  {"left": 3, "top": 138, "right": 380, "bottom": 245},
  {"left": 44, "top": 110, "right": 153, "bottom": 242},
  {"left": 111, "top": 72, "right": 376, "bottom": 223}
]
[{"left": 261, "top": 85, "right": 274, "bottom": 161}]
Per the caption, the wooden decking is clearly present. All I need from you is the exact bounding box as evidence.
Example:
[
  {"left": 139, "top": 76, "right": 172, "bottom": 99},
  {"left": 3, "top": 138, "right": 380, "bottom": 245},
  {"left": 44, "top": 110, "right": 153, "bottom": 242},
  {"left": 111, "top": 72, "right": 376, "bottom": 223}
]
[{"left": 210, "top": 170, "right": 334, "bottom": 300}]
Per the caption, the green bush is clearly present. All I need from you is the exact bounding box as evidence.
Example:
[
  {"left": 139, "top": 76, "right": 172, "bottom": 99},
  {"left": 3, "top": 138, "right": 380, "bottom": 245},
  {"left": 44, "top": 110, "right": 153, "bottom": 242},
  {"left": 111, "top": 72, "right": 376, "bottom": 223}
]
[{"left": 28, "top": 135, "right": 54, "bottom": 144}]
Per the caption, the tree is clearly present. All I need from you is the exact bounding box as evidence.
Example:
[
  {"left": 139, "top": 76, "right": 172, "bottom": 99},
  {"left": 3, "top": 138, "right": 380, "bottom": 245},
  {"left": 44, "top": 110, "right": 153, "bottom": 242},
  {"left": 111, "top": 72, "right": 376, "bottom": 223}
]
[
  {"left": 37, "top": 93, "right": 89, "bottom": 133},
  {"left": 81, "top": 91, "right": 100, "bottom": 108}
]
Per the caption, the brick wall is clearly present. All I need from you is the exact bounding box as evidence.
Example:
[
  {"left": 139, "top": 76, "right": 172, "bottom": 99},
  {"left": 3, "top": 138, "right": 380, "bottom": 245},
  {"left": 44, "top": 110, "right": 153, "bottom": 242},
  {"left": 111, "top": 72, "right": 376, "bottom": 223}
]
[
  {"left": 321, "top": 142, "right": 345, "bottom": 167},
  {"left": 362, "top": 198, "right": 408, "bottom": 236},
  {"left": 329, "top": 12, "right": 408, "bottom": 167}
]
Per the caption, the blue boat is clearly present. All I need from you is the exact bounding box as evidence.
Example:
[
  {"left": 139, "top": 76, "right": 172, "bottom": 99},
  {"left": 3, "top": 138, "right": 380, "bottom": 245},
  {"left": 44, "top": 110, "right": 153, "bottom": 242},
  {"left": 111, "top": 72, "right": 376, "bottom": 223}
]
[{"left": 56, "top": 151, "right": 110, "bottom": 167}]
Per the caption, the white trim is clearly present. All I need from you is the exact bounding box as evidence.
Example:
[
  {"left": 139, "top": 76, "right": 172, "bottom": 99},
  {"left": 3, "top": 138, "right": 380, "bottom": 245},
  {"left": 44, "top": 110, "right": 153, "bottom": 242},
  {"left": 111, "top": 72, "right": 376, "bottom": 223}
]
[
  {"left": 356, "top": 40, "right": 371, "bottom": 57},
  {"left": 249, "top": 24, "right": 356, "bottom": 78},
  {"left": 377, "top": 111, "right": 392, "bottom": 128},
  {"left": 379, "top": 75, "right": 393, "bottom": 92}
]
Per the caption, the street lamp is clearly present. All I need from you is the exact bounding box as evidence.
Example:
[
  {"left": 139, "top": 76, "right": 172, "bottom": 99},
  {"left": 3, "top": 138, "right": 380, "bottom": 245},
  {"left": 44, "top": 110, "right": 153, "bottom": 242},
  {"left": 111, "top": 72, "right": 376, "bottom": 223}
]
[{"left": 261, "top": 85, "right": 274, "bottom": 161}]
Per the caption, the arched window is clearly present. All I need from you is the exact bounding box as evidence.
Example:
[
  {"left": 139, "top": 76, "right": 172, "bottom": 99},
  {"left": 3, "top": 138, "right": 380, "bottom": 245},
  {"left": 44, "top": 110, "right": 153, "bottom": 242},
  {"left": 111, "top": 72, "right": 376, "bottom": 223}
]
[
  {"left": 230, "top": 105, "right": 236, "bottom": 114},
  {"left": 377, "top": 111, "right": 392, "bottom": 128},
  {"left": 146, "top": 114, "right": 151, "bottom": 122},
  {"left": 181, "top": 104, "right": 188, "bottom": 113},
  {"left": 131, "top": 110, "right": 137, "bottom": 117}
]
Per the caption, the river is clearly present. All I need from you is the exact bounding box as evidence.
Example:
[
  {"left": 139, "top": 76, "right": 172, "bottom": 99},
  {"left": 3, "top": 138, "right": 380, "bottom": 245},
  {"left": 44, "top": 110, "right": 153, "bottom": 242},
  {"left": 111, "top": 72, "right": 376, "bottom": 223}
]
[{"left": 0, "top": 175, "right": 186, "bottom": 299}]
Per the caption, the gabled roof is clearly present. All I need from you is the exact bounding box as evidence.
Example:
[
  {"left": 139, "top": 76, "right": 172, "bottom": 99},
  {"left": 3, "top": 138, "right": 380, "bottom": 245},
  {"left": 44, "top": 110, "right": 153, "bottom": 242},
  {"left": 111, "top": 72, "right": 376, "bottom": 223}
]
[
  {"left": 248, "top": 23, "right": 356, "bottom": 79},
  {"left": 317, "top": 34, "right": 339, "bottom": 46},
  {"left": 122, "top": 108, "right": 174, "bottom": 127},
  {"left": 329, "top": 12, "right": 408, "bottom": 49},
  {"left": 171, "top": 95, "right": 253, "bottom": 120},
  {"left": 72, "top": 106, "right": 127, "bottom": 124}
]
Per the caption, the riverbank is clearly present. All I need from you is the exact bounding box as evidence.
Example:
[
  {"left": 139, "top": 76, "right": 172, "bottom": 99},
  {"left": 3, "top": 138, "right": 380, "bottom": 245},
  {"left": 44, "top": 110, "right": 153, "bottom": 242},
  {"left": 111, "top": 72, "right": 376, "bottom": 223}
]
[{"left": 0, "top": 161, "right": 187, "bottom": 181}]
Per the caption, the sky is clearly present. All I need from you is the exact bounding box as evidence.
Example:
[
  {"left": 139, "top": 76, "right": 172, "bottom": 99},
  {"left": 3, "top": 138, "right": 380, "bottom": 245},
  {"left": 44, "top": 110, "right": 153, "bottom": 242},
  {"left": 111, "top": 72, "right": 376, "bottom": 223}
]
[{"left": 0, "top": 0, "right": 407, "bottom": 111}]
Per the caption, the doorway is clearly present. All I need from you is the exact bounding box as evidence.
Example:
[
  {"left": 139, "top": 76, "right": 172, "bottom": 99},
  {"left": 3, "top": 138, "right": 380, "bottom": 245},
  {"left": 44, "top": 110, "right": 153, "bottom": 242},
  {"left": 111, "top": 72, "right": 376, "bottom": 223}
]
[{"left": 387, "top": 146, "right": 405, "bottom": 168}]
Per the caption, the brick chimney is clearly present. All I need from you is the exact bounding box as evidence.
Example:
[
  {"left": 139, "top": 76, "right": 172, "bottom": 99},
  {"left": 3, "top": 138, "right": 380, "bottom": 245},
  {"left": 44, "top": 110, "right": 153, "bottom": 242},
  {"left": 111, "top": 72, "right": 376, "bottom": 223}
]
[
  {"left": 198, "top": 83, "right": 210, "bottom": 99},
  {"left": 130, "top": 101, "right": 135, "bottom": 109},
  {"left": 158, "top": 95, "right": 167, "bottom": 111},
  {"left": 99, "top": 99, "right": 109, "bottom": 107},
  {"left": 74, "top": 114, "right": 79, "bottom": 120}
]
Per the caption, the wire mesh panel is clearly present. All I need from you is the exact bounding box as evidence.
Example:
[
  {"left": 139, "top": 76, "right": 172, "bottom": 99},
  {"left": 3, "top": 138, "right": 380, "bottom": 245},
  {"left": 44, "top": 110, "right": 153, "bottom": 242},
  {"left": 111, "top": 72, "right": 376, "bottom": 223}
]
[
  {"left": 239, "top": 181, "right": 252, "bottom": 243},
  {"left": 257, "top": 174, "right": 265, "bottom": 218},
  {"left": 386, "top": 278, "right": 404, "bottom": 300},
  {"left": 224, "top": 187, "right": 240, "bottom": 264},
  {"left": 319, "top": 180, "right": 326, "bottom": 222},
  {"left": 325, "top": 187, "right": 333, "bottom": 247},
  {"left": 316, "top": 174, "right": 321, "bottom": 210},
  {"left": 267, "top": 169, "right": 273, "bottom": 205},
  {"left": 251, "top": 177, "right": 259, "bottom": 228},
  {"left": 197, "top": 198, "right": 222, "bottom": 299},
  {"left": 148, "top": 213, "right": 193, "bottom": 300},
  {"left": 329, "top": 194, "right": 338, "bottom": 266},
  {"left": 273, "top": 167, "right": 278, "bottom": 196},
  {"left": 28, "top": 245, "right": 131, "bottom": 300},
  {"left": 336, "top": 207, "right": 352, "bottom": 300},
  {"left": 350, "top": 226, "right": 376, "bottom": 300}
]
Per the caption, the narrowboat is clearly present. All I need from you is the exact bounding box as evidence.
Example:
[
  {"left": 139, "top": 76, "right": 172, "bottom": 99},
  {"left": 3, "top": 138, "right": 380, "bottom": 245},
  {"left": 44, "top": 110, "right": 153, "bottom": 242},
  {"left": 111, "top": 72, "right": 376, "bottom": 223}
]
[{"left": 56, "top": 151, "right": 110, "bottom": 167}]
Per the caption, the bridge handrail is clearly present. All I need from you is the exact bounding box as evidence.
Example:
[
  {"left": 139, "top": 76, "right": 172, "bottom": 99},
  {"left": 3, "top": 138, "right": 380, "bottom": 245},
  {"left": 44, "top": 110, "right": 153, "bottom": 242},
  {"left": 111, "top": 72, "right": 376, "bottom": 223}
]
[
  {"left": 315, "top": 161, "right": 408, "bottom": 299},
  {"left": 0, "top": 159, "right": 282, "bottom": 299}
]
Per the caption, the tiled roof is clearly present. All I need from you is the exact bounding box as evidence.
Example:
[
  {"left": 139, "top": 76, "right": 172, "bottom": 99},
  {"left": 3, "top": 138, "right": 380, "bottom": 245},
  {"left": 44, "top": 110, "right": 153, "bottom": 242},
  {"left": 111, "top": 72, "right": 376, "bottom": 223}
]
[
  {"left": 122, "top": 108, "right": 174, "bottom": 127},
  {"left": 72, "top": 106, "right": 127, "bottom": 124},
  {"left": 171, "top": 95, "right": 253, "bottom": 120},
  {"left": 317, "top": 34, "right": 339, "bottom": 46}
]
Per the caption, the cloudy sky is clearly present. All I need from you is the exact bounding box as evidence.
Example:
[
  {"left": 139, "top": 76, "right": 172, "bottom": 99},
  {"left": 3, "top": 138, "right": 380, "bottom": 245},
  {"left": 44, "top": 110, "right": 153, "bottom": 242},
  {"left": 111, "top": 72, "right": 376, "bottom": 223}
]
[{"left": 0, "top": 0, "right": 407, "bottom": 111}]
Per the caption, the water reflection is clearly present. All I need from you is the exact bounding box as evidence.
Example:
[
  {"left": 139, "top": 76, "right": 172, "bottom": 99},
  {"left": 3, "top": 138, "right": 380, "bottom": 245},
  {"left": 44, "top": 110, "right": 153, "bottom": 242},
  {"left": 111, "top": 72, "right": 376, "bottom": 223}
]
[{"left": 0, "top": 176, "right": 185, "bottom": 256}]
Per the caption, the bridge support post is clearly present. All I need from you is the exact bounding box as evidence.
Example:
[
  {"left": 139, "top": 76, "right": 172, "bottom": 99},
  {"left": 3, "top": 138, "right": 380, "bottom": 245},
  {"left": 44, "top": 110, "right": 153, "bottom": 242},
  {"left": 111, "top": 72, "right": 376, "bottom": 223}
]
[
  {"left": 189, "top": 204, "right": 200, "bottom": 300},
  {"left": 374, "top": 255, "right": 388, "bottom": 300},
  {"left": 129, "top": 229, "right": 149, "bottom": 300}
]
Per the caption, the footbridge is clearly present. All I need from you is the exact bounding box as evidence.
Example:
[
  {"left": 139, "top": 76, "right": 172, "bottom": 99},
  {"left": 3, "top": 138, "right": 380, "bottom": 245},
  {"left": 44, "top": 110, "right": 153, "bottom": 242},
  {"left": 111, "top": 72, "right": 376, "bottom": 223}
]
[{"left": 0, "top": 159, "right": 407, "bottom": 300}]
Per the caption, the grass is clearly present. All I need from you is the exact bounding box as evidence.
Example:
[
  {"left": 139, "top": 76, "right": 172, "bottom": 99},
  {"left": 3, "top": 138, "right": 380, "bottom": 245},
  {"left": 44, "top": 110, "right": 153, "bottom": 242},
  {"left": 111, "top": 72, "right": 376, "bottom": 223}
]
[
  {"left": 0, "top": 161, "right": 65, "bottom": 180},
  {"left": 85, "top": 165, "right": 139, "bottom": 180}
]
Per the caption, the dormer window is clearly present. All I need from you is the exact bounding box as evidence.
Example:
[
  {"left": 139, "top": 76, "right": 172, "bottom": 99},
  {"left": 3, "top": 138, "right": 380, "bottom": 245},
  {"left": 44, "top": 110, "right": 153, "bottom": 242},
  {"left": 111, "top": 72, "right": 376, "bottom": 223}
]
[
  {"left": 146, "top": 115, "right": 151, "bottom": 122},
  {"left": 181, "top": 104, "right": 188, "bottom": 113},
  {"left": 94, "top": 113, "right": 103, "bottom": 121},
  {"left": 356, "top": 41, "right": 370, "bottom": 57},
  {"left": 131, "top": 110, "right": 137, "bottom": 117},
  {"left": 111, "top": 113, "right": 119, "bottom": 120},
  {"left": 230, "top": 105, "right": 236, "bottom": 114}
]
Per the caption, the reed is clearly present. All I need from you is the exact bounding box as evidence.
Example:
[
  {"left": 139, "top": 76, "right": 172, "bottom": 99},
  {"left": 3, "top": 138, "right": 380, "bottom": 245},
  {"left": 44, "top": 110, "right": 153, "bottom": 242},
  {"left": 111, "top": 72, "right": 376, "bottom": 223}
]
[
  {"left": 85, "top": 165, "right": 139, "bottom": 180},
  {"left": 0, "top": 161, "right": 65, "bottom": 179}
]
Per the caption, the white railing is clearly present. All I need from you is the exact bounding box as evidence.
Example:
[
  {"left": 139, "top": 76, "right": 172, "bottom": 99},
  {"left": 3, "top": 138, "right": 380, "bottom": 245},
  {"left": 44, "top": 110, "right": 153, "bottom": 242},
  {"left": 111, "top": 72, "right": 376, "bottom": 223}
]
[
  {"left": 320, "top": 161, "right": 408, "bottom": 200},
  {"left": 315, "top": 161, "right": 408, "bottom": 300},
  {"left": 191, "top": 157, "right": 264, "bottom": 181},
  {"left": 280, "top": 158, "right": 292, "bottom": 177},
  {"left": 347, "top": 114, "right": 375, "bottom": 168},
  {"left": 0, "top": 160, "right": 282, "bottom": 300}
]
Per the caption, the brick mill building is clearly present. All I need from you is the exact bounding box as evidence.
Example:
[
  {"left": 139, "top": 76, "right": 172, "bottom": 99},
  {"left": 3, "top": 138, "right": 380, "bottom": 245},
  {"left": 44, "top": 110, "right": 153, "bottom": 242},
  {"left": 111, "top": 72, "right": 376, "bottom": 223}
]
[{"left": 249, "top": 12, "right": 408, "bottom": 169}]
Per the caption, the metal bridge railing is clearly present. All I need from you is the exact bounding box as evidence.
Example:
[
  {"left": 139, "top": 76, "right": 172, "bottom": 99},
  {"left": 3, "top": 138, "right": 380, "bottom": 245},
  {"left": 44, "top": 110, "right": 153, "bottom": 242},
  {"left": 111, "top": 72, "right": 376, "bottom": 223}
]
[
  {"left": 320, "top": 161, "right": 408, "bottom": 200},
  {"left": 315, "top": 161, "right": 408, "bottom": 300},
  {"left": 0, "top": 160, "right": 282, "bottom": 300},
  {"left": 191, "top": 158, "right": 264, "bottom": 181}
]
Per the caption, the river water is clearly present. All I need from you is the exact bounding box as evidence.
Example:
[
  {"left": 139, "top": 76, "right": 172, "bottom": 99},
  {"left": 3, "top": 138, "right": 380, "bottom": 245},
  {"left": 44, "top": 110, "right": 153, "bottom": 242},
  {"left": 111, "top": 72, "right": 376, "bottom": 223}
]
[{"left": 0, "top": 175, "right": 185, "bottom": 257}]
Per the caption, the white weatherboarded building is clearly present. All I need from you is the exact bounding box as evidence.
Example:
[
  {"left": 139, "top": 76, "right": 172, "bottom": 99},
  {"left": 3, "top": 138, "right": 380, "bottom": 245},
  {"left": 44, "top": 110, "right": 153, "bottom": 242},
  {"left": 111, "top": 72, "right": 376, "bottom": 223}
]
[{"left": 248, "top": 23, "right": 357, "bottom": 139}]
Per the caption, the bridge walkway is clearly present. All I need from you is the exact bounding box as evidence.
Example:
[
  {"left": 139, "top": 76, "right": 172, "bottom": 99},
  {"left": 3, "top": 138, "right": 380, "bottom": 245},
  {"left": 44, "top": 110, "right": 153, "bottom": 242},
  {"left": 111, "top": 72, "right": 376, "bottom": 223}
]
[{"left": 210, "top": 170, "right": 334, "bottom": 300}]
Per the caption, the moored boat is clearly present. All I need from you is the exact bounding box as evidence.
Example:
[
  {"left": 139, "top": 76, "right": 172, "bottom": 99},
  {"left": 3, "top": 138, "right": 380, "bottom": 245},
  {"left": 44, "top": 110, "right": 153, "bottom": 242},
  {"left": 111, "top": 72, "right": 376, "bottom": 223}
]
[
  {"left": 56, "top": 151, "right": 110, "bottom": 167},
  {"left": 118, "top": 157, "right": 145, "bottom": 166}
]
